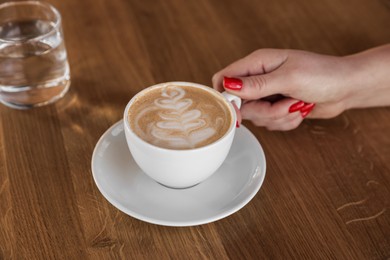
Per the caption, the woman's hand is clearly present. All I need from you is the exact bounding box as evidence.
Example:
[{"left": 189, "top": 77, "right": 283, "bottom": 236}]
[{"left": 212, "top": 45, "right": 390, "bottom": 130}]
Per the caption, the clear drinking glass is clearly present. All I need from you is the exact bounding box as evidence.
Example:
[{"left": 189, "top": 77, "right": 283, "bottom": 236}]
[{"left": 0, "top": 1, "right": 70, "bottom": 109}]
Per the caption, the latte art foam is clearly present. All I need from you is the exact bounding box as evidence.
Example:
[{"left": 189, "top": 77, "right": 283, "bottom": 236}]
[{"left": 128, "top": 85, "right": 232, "bottom": 149}]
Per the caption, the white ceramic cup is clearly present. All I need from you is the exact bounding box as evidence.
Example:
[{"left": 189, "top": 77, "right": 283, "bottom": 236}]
[{"left": 123, "top": 82, "right": 241, "bottom": 189}]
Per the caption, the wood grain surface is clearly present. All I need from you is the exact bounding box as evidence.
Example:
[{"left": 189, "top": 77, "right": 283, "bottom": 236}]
[{"left": 1, "top": 0, "right": 390, "bottom": 259}]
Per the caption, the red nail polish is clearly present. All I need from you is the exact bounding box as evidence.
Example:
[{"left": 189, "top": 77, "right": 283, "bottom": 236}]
[
  {"left": 224, "top": 77, "right": 242, "bottom": 90},
  {"left": 301, "top": 103, "right": 315, "bottom": 118},
  {"left": 236, "top": 120, "right": 240, "bottom": 128},
  {"left": 289, "top": 101, "right": 305, "bottom": 113},
  {"left": 301, "top": 110, "right": 310, "bottom": 118},
  {"left": 300, "top": 103, "right": 315, "bottom": 112}
]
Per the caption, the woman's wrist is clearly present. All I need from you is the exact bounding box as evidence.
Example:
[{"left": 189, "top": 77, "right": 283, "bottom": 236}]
[{"left": 342, "top": 44, "right": 390, "bottom": 110}]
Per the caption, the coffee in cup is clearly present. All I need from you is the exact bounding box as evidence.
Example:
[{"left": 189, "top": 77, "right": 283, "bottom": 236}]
[{"left": 127, "top": 84, "right": 233, "bottom": 150}]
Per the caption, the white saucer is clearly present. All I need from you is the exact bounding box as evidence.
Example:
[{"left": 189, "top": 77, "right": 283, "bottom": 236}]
[{"left": 91, "top": 120, "right": 266, "bottom": 227}]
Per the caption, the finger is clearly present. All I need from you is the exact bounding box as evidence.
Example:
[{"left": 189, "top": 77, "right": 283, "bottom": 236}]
[
  {"left": 266, "top": 112, "right": 303, "bottom": 131},
  {"left": 240, "top": 100, "right": 270, "bottom": 123},
  {"left": 223, "top": 73, "right": 289, "bottom": 100},
  {"left": 242, "top": 100, "right": 303, "bottom": 131},
  {"left": 241, "top": 98, "right": 299, "bottom": 122},
  {"left": 212, "top": 49, "right": 289, "bottom": 92},
  {"left": 240, "top": 98, "right": 303, "bottom": 130}
]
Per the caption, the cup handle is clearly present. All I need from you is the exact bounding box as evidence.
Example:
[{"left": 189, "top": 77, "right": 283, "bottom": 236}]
[{"left": 221, "top": 92, "right": 242, "bottom": 109}]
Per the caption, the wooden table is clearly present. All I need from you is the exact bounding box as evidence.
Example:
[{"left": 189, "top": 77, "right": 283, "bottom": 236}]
[{"left": 1, "top": 0, "right": 389, "bottom": 259}]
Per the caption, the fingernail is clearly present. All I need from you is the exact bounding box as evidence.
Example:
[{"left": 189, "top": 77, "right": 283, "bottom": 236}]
[
  {"left": 301, "top": 103, "right": 315, "bottom": 118},
  {"left": 224, "top": 77, "right": 242, "bottom": 90},
  {"left": 236, "top": 120, "right": 240, "bottom": 128},
  {"left": 301, "top": 110, "right": 311, "bottom": 118},
  {"left": 300, "top": 103, "right": 315, "bottom": 112},
  {"left": 289, "top": 101, "right": 305, "bottom": 113}
]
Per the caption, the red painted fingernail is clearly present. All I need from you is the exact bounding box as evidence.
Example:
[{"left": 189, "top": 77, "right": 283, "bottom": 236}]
[
  {"left": 236, "top": 120, "right": 240, "bottom": 128},
  {"left": 300, "top": 103, "right": 315, "bottom": 112},
  {"left": 301, "top": 110, "right": 311, "bottom": 118},
  {"left": 224, "top": 77, "right": 242, "bottom": 90},
  {"left": 301, "top": 104, "right": 315, "bottom": 118},
  {"left": 289, "top": 101, "right": 305, "bottom": 113}
]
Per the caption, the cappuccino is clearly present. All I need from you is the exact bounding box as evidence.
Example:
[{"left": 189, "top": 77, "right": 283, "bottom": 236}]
[{"left": 128, "top": 84, "right": 232, "bottom": 149}]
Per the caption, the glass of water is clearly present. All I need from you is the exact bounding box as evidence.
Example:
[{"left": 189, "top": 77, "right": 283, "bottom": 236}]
[{"left": 0, "top": 1, "right": 70, "bottom": 109}]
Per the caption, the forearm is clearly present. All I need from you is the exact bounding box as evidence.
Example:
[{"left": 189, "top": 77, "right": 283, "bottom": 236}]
[{"left": 345, "top": 44, "right": 390, "bottom": 109}]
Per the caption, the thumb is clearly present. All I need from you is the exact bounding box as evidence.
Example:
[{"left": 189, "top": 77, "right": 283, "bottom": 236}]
[{"left": 223, "top": 73, "right": 285, "bottom": 100}]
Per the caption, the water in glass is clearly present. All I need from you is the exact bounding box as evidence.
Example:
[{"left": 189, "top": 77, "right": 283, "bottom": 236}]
[{"left": 0, "top": 19, "right": 70, "bottom": 109}]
